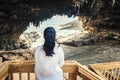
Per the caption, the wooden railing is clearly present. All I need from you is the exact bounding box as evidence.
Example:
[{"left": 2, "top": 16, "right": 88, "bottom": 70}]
[
  {"left": 0, "top": 60, "right": 104, "bottom": 80},
  {"left": 89, "top": 61, "right": 120, "bottom": 80}
]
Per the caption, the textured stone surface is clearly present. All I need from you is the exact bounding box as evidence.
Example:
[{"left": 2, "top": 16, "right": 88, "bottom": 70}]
[
  {"left": 0, "top": 40, "right": 28, "bottom": 50},
  {"left": 0, "top": 0, "right": 120, "bottom": 40},
  {"left": 0, "top": 49, "right": 34, "bottom": 62}
]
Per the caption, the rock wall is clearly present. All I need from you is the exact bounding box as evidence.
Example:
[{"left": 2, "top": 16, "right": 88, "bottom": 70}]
[
  {"left": 19, "top": 31, "right": 41, "bottom": 47},
  {"left": 0, "top": 0, "right": 119, "bottom": 42},
  {"left": 0, "top": 31, "right": 41, "bottom": 50},
  {"left": 0, "top": 21, "right": 29, "bottom": 40},
  {"left": 0, "top": 49, "right": 34, "bottom": 62},
  {"left": 79, "top": 0, "right": 120, "bottom": 33},
  {"left": 0, "top": 40, "right": 28, "bottom": 50}
]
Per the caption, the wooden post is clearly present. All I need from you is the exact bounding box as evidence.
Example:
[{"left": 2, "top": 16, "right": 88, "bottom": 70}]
[
  {"left": 8, "top": 73, "right": 13, "bottom": 80},
  {"left": 0, "top": 57, "right": 2, "bottom": 64},
  {"left": 68, "top": 73, "right": 77, "bottom": 80},
  {"left": 28, "top": 73, "right": 30, "bottom": 80},
  {"left": 19, "top": 73, "right": 22, "bottom": 80}
]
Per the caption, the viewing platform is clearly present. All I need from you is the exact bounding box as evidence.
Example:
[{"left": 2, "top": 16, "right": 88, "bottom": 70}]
[{"left": 0, "top": 60, "right": 104, "bottom": 80}]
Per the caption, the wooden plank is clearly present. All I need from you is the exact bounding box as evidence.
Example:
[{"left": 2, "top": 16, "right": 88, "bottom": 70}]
[
  {"left": 68, "top": 73, "right": 77, "bottom": 80},
  {"left": 19, "top": 73, "right": 22, "bottom": 80},
  {"left": 76, "top": 62, "right": 105, "bottom": 80},
  {"left": 9, "top": 64, "right": 34, "bottom": 73},
  {"left": 89, "top": 61, "right": 120, "bottom": 71},
  {"left": 104, "top": 70, "right": 120, "bottom": 80},
  {"left": 8, "top": 73, "right": 13, "bottom": 80},
  {"left": 28, "top": 73, "right": 30, "bottom": 80},
  {"left": 116, "top": 68, "right": 120, "bottom": 80},
  {"left": 62, "top": 64, "right": 77, "bottom": 73},
  {"left": 0, "top": 61, "right": 10, "bottom": 80},
  {"left": 10, "top": 60, "right": 34, "bottom": 64},
  {"left": 0, "top": 57, "right": 2, "bottom": 64},
  {"left": 9, "top": 60, "right": 77, "bottom": 73}
]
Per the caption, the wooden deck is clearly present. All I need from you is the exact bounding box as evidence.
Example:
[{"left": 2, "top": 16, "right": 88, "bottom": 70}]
[{"left": 0, "top": 60, "right": 104, "bottom": 80}]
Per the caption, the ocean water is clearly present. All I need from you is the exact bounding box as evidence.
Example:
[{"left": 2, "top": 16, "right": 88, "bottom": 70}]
[{"left": 24, "top": 15, "right": 82, "bottom": 47}]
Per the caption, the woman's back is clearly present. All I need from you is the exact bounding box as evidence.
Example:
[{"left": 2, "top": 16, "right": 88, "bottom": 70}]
[{"left": 34, "top": 46, "right": 64, "bottom": 80}]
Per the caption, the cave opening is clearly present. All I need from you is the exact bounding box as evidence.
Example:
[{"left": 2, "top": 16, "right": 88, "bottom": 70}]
[{"left": 19, "top": 15, "right": 84, "bottom": 48}]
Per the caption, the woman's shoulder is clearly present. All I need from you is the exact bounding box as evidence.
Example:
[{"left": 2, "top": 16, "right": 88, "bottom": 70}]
[{"left": 55, "top": 46, "right": 63, "bottom": 51}]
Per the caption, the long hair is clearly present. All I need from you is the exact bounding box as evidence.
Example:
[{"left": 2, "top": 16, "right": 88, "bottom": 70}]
[{"left": 43, "top": 27, "right": 56, "bottom": 56}]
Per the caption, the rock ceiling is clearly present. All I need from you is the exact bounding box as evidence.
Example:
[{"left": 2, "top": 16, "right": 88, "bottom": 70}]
[{"left": 0, "top": 0, "right": 120, "bottom": 39}]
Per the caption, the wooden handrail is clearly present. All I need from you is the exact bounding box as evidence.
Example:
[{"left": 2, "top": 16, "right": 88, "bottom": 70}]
[
  {"left": 9, "top": 60, "right": 77, "bottom": 73},
  {"left": 0, "top": 60, "right": 104, "bottom": 80},
  {"left": 89, "top": 61, "right": 120, "bottom": 80},
  {"left": 89, "top": 61, "right": 120, "bottom": 70},
  {"left": 76, "top": 61, "right": 105, "bottom": 80}
]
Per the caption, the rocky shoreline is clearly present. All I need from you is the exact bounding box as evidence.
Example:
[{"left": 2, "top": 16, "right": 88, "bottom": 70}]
[
  {"left": 0, "top": 30, "right": 120, "bottom": 66},
  {"left": 62, "top": 39, "right": 120, "bottom": 65}
]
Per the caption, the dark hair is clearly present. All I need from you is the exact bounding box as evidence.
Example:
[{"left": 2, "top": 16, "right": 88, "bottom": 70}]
[{"left": 43, "top": 27, "right": 56, "bottom": 56}]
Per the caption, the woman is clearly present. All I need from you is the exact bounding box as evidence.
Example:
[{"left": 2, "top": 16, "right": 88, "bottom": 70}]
[{"left": 34, "top": 27, "right": 64, "bottom": 80}]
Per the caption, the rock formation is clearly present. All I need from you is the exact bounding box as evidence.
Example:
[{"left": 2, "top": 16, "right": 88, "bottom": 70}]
[
  {"left": 0, "top": 0, "right": 119, "bottom": 49},
  {"left": 19, "top": 31, "right": 41, "bottom": 47}
]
